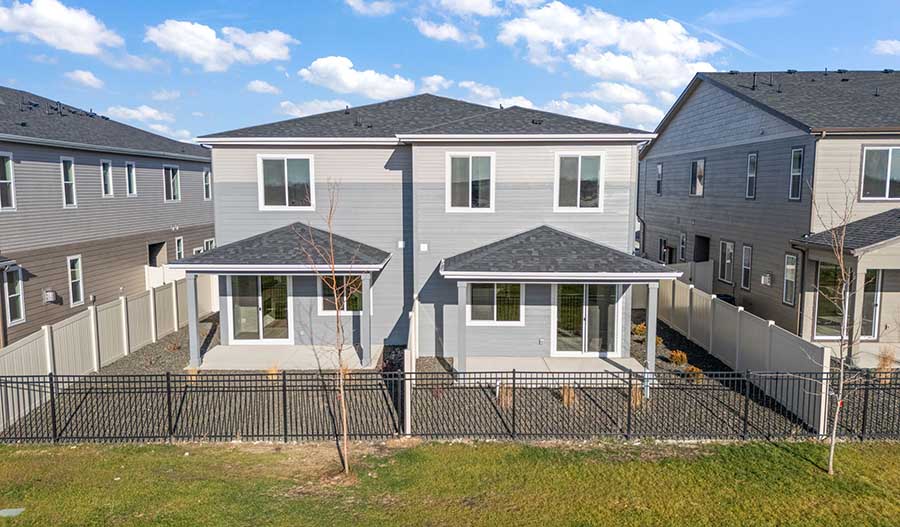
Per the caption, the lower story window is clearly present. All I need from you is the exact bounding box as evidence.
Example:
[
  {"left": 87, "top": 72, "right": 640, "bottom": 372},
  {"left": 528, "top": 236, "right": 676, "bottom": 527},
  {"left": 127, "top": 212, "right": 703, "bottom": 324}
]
[
  {"left": 320, "top": 275, "right": 362, "bottom": 313},
  {"left": 783, "top": 254, "right": 798, "bottom": 306},
  {"left": 67, "top": 255, "right": 83, "bottom": 307},
  {"left": 4, "top": 266, "right": 24, "bottom": 325},
  {"left": 815, "top": 262, "right": 844, "bottom": 339},
  {"left": 861, "top": 269, "right": 882, "bottom": 340},
  {"left": 718, "top": 241, "right": 734, "bottom": 284},
  {"left": 468, "top": 283, "right": 523, "bottom": 324}
]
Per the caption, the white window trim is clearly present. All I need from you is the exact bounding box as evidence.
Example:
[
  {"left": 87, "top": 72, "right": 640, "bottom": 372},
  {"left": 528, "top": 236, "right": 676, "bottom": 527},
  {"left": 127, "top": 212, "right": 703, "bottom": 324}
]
[
  {"left": 0, "top": 151, "right": 17, "bottom": 211},
  {"left": 126, "top": 161, "right": 137, "bottom": 197},
  {"left": 789, "top": 148, "right": 803, "bottom": 201},
  {"left": 553, "top": 152, "right": 606, "bottom": 212},
  {"left": 316, "top": 275, "right": 365, "bottom": 316},
  {"left": 67, "top": 254, "right": 84, "bottom": 307},
  {"left": 718, "top": 240, "right": 734, "bottom": 284},
  {"left": 203, "top": 168, "right": 212, "bottom": 201},
  {"left": 163, "top": 164, "right": 181, "bottom": 203},
  {"left": 658, "top": 238, "right": 667, "bottom": 263},
  {"left": 783, "top": 254, "right": 798, "bottom": 307},
  {"left": 860, "top": 146, "right": 900, "bottom": 201},
  {"left": 203, "top": 238, "right": 216, "bottom": 251},
  {"left": 813, "top": 261, "right": 845, "bottom": 340},
  {"left": 861, "top": 269, "right": 883, "bottom": 341},
  {"left": 689, "top": 159, "right": 705, "bottom": 197},
  {"left": 192, "top": 247, "right": 203, "bottom": 255},
  {"left": 175, "top": 237, "right": 184, "bottom": 260},
  {"left": 256, "top": 154, "right": 316, "bottom": 211},
  {"left": 745, "top": 153, "right": 757, "bottom": 199},
  {"left": 465, "top": 283, "right": 525, "bottom": 326},
  {"left": 549, "top": 284, "right": 622, "bottom": 358},
  {"left": 100, "top": 159, "right": 114, "bottom": 197},
  {"left": 740, "top": 245, "right": 752, "bottom": 291},
  {"left": 445, "top": 152, "right": 496, "bottom": 213},
  {"left": 60, "top": 156, "right": 78, "bottom": 209},
  {"left": 679, "top": 232, "right": 687, "bottom": 262},
  {"left": 3, "top": 266, "right": 25, "bottom": 327},
  {"left": 224, "top": 275, "right": 295, "bottom": 346}
]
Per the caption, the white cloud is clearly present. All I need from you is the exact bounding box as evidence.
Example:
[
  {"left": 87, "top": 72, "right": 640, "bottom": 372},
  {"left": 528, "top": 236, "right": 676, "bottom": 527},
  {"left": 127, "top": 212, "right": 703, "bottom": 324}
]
[
  {"left": 246, "top": 80, "right": 281, "bottom": 94},
  {"left": 148, "top": 123, "right": 192, "bottom": 141},
  {"left": 458, "top": 80, "right": 533, "bottom": 108},
  {"left": 656, "top": 90, "right": 677, "bottom": 105},
  {"left": 151, "top": 89, "right": 180, "bottom": 101},
  {"left": 413, "top": 18, "right": 484, "bottom": 47},
  {"left": 564, "top": 81, "right": 646, "bottom": 103},
  {"left": 145, "top": 20, "right": 298, "bottom": 72},
  {"left": 191, "top": 111, "right": 205, "bottom": 117},
  {"left": 299, "top": 56, "right": 415, "bottom": 99},
  {"left": 64, "top": 69, "right": 103, "bottom": 89},
  {"left": 874, "top": 40, "right": 900, "bottom": 55},
  {"left": 0, "top": 0, "right": 123, "bottom": 55},
  {"left": 420, "top": 74, "right": 454, "bottom": 93},
  {"left": 439, "top": 0, "right": 500, "bottom": 16},
  {"left": 279, "top": 99, "right": 352, "bottom": 117},
  {"left": 544, "top": 100, "right": 621, "bottom": 124},
  {"left": 498, "top": 2, "right": 721, "bottom": 92},
  {"left": 621, "top": 103, "right": 664, "bottom": 126},
  {"left": 106, "top": 105, "right": 174, "bottom": 123},
  {"left": 29, "top": 53, "right": 57, "bottom": 64},
  {"left": 701, "top": 1, "right": 793, "bottom": 25},
  {"left": 345, "top": 0, "right": 396, "bottom": 16}
]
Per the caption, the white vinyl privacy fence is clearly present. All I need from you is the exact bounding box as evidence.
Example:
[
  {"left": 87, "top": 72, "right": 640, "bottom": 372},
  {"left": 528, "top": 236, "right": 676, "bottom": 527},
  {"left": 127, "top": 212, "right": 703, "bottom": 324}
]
[
  {"left": 636, "top": 279, "right": 831, "bottom": 433},
  {"left": 0, "top": 275, "right": 218, "bottom": 377}
]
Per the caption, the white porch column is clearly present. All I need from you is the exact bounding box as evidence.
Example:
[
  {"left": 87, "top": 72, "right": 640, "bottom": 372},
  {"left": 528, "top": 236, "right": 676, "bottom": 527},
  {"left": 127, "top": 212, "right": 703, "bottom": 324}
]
[
  {"left": 361, "top": 273, "right": 372, "bottom": 367},
  {"left": 186, "top": 272, "right": 201, "bottom": 368},
  {"left": 456, "top": 281, "right": 467, "bottom": 373},
  {"left": 645, "top": 282, "right": 659, "bottom": 397}
]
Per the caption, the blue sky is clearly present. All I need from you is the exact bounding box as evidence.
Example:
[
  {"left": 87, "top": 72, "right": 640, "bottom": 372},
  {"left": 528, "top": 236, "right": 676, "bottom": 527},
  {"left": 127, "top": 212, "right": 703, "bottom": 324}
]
[{"left": 3, "top": 0, "right": 900, "bottom": 139}]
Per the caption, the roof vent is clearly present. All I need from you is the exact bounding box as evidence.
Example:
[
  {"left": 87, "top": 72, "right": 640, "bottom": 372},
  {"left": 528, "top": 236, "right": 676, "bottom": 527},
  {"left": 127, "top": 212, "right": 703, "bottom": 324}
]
[
  {"left": 884, "top": 69, "right": 895, "bottom": 74},
  {"left": 353, "top": 113, "right": 362, "bottom": 127},
  {"left": 343, "top": 105, "right": 350, "bottom": 115},
  {"left": 874, "top": 87, "right": 880, "bottom": 97},
  {"left": 751, "top": 72, "right": 757, "bottom": 90},
  {"left": 786, "top": 69, "right": 797, "bottom": 74},
  {"left": 728, "top": 70, "right": 739, "bottom": 74},
  {"left": 840, "top": 77, "right": 849, "bottom": 82},
  {"left": 18, "top": 121, "right": 27, "bottom": 127},
  {"left": 531, "top": 118, "right": 543, "bottom": 125},
  {"left": 836, "top": 68, "right": 848, "bottom": 74},
  {"left": 776, "top": 82, "right": 783, "bottom": 93}
]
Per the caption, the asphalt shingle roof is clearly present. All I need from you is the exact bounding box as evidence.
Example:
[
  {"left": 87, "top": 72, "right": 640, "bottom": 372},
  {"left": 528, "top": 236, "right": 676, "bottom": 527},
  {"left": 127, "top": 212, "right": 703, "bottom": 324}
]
[
  {"left": 0, "top": 85, "right": 209, "bottom": 159},
  {"left": 202, "top": 93, "right": 651, "bottom": 138},
  {"left": 442, "top": 225, "right": 673, "bottom": 274},
  {"left": 700, "top": 70, "right": 900, "bottom": 131},
  {"left": 797, "top": 208, "right": 900, "bottom": 252},
  {"left": 175, "top": 222, "right": 390, "bottom": 268},
  {"left": 0, "top": 255, "right": 15, "bottom": 268}
]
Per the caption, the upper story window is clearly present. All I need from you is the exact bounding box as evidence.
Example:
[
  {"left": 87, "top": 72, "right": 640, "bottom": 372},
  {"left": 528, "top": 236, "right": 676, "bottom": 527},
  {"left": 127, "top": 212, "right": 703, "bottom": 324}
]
[
  {"left": 100, "top": 160, "right": 113, "bottom": 197},
  {"left": 657, "top": 238, "right": 668, "bottom": 263},
  {"left": 203, "top": 169, "right": 212, "bottom": 201},
  {"left": 746, "top": 153, "right": 757, "bottom": 199},
  {"left": 655, "top": 163, "right": 663, "bottom": 195},
  {"left": 718, "top": 240, "right": 734, "bottom": 284},
  {"left": 126, "top": 162, "right": 137, "bottom": 196},
  {"left": 447, "top": 153, "right": 494, "bottom": 212},
  {"left": 164, "top": 165, "right": 180, "bottom": 202},
  {"left": 467, "top": 283, "right": 523, "bottom": 326},
  {"left": 555, "top": 153, "right": 603, "bottom": 211},
  {"left": 0, "top": 152, "right": 15, "bottom": 210},
  {"left": 783, "top": 254, "right": 798, "bottom": 306},
  {"left": 690, "top": 159, "right": 705, "bottom": 196},
  {"left": 861, "top": 147, "right": 900, "bottom": 200},
  {"left": 204, "top": 238, "right": 216, "bottom": 251},
  {"left": 259, "top": 155, "right": 314, "bottom": 210},
  {"left": 789, "top": 148, "right": 803, "bottom": 201},
  {"left": 175, "top": 237, "right": 184, "bottom": 260},
  {"left": 67, "top": 254, "right": 84, "bottom": 307},
  {"left": 60, "top": 156, "right": 77, "bottom": 208},
  {"left": 4, "top": 266, "right": 24, "bottom": 326}
]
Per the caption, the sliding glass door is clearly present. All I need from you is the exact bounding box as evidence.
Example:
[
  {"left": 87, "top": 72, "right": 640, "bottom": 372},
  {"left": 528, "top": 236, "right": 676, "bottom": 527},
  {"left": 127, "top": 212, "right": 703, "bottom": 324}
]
[
  {"left": 230, "top": 275, "right": 291, "bottom": 343},
  {"left": 553, "top": 284, "right": 618, "bottom": 356}
]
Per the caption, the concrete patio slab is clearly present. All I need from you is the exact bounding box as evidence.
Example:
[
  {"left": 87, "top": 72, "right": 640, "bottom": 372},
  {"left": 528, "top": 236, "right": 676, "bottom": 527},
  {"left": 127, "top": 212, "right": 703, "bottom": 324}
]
[
  {"left": 196, "top": 344, "right": 384, "bottom": 371},
  {"left": 465, "top": 356, "right": 644, "bottom": 373}
]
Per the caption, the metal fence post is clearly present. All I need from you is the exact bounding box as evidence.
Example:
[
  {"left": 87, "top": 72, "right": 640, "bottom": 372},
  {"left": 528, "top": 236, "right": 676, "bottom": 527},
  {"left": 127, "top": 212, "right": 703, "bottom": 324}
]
[
  {"left": 742, "top": 370, "right": 751, "bottom": 439},
  {"left": 625, "top": 369, "right": 633, "bottom": 440},
  {"left": 403, "top": 371, "right": 412, "bottom": 437},
  {"left": 166, "top": 372, "right": 173, "bottom": 440},
  {"left": 511, "top": 369, "right": 517, "bottom": 440},
  {"left": 281, "top": 370, "right": 289, "bottom": 443},
  {"left": 48, "top": 373, "right": 58, "bottom": 443},
  {"left": 860, "top": 370, "right": 871, "bottom": 441}
]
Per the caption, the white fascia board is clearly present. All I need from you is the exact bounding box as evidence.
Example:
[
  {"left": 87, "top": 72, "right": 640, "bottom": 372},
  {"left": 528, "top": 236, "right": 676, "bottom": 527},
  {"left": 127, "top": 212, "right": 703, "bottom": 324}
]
[
  {"left": 167, "top": 263, "right": 386, "bottom": 273},
  {"left": 197, "top": 136, "right": 401, "bottom": 146},
  {"left": 395, "top": 133, "right": 657, "bottom": 142},
  {"left": 439, "top": 270, "right": 682, "bottom": 281},
  {"left": 0, "top": 258, "right": 17, "bottom": 269},
  {"left": 0, "top": 133, "right": 211, "bottom": 163}
]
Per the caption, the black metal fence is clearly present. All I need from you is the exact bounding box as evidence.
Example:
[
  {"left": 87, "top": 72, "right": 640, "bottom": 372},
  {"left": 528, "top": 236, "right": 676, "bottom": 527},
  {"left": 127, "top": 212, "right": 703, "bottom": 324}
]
[{"left": 0, "top": 369, "right": 897, "bottom": 443}]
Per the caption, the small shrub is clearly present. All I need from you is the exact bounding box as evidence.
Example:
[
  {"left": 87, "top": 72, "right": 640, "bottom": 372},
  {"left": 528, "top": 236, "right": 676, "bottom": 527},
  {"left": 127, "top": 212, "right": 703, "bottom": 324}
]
[
  {"left": 497, "top": 384, "right": 513, "bottom": 409},
  {"left": 876, "top": 347, "right": 896, "bottom": 385},
  {"left": 669, "top": 350, "right": 688, "bottom": 366},
  {"left": 560, "top": 385, "right": 577, "bottom": 408},
  {"left": 186, "top": 367, "right": 200, "bottom": 383},
  {"left": 684, "top": 365, "right": 704, "bottom": 384},
  {"left": 656, "top": 336, "right": 664, "bottom": 348},
  {"left": 630, "top": 383, "right": 644, "bottom": 410},
  {"left": 266, "top": 366, "right": 281, "bottom": 381},
  {"left": 632, "top": 323, "right": 647, "bottom": 337}
]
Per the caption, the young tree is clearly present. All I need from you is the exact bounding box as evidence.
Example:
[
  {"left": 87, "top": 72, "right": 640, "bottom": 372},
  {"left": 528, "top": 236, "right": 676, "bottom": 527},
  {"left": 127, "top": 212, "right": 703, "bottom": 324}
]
[{"left": 292, "top": 184, "right": 363, "bottom": 474}]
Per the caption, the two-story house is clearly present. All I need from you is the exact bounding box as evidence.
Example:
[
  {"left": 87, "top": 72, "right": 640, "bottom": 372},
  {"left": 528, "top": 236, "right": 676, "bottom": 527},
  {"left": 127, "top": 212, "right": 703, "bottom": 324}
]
[
  {"left": 638, "top": 70, "right": 900, "bottom": 367},
  {"left": 0, "top": 86, "right": 214, "bottom": 347},
  {"left": 170, "top": 94, "right": 677, "bottom": 372}
]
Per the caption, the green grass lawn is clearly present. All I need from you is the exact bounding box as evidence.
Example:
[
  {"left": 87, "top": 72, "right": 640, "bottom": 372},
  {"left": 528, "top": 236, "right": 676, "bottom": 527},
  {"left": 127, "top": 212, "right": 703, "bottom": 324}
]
[{"left": 1, "top": 440, "right": 898, "bottom": 526}]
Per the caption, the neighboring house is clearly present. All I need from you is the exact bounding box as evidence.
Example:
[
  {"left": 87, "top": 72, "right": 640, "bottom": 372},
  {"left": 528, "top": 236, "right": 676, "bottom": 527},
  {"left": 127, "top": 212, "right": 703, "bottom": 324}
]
[
  {"left": 170, "top": 94, "right": 677, "bottom": 372},
  {"left": 0, "top": 86, "right": 214, "bottom": 347},
  {"left": 638, "top": 70, "right": 900, "bottom": 367}
]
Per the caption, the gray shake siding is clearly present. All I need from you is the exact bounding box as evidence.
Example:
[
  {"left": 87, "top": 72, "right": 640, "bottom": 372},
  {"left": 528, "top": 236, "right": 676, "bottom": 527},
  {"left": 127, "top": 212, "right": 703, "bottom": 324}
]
[
  {"left": 211, "top": 144, "right": 411, "bottom": 347},
  {"left": 412, "top": 142, "right": 638, "bottom": 359},
  {"left": 639, "top": 80, "right": 814, "bottom": 332}
]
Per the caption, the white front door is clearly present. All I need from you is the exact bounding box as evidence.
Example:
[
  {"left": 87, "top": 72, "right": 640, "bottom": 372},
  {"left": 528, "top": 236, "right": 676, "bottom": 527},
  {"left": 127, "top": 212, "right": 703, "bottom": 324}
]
[
  {"left": 551, "top": 284, "right": 619, "bottom": 357},
  {"left": 228, "top": 275, "right": 293, "bottom": 344}
]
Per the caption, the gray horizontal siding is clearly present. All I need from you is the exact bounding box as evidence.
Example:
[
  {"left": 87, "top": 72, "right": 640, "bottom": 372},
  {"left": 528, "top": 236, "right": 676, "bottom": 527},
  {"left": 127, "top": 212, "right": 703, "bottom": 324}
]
[{"left": 0, "top": 140, "right": 213, "bottom": 252}]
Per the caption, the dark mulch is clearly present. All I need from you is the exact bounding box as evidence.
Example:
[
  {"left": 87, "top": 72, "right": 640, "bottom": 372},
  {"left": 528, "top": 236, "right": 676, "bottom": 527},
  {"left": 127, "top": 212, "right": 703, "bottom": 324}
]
[{"left": 630, "top": 309, "right": 732, "bottom": 372}]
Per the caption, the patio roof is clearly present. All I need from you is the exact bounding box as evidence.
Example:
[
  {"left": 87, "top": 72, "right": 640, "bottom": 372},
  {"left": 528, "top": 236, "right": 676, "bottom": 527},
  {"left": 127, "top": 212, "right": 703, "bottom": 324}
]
[
  {"left": 794, "top": 208, "right": 900, "bottom": 255},
  {"left": 0, "top": 256, "right": 16, "bottom": 269},
  {"left": 440, "top": 225, "right": 680, "bottom": 281},
  {"left": 169, "top": 222, "right": 391, "bottom": 273}
]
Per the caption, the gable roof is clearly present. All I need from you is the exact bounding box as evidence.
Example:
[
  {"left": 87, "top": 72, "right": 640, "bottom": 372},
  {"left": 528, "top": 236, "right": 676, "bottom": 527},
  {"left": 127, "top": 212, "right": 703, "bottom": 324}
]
[
  {"left": 440, "top": 225, "right": 677, "bottom": 278},
  {"left": 795, "top": 208, "right": 900, "bottom": 254},
  {"left": 200, "top": 93, "right": 653, "bottom": 141},
  {"left": 169, "top": 222, "right": 391, "bottom": 272},
  {"left": 0, "top": 86, "right": 209, "bottom": 161}
]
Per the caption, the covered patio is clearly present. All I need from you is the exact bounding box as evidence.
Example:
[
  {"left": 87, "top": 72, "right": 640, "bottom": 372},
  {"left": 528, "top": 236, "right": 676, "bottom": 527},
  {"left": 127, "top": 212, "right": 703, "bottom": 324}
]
[{"left": 168, "top": 222, "right": 391, "bottom": 370}]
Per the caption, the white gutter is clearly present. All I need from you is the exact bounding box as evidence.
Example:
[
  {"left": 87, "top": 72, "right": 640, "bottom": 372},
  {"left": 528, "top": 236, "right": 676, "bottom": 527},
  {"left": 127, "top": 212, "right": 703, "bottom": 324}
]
[
  {"left": 167, "top": 263, "right": 387, "bottom": 273},
  {"left": 439, "top": 269, "right": 681, "bottom": 281},
  {"left": 196, "top": 136, "right": 401, "bottom": 146},
  {"left": 0, "top": 133, "right": 211, "bottom": 163}
]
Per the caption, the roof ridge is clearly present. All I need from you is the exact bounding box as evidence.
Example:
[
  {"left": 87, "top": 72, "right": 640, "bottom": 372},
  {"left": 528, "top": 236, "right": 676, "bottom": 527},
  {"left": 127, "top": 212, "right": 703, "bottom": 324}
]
[{"left": 405, "top": 106, "right": 505, "bottom": 133}]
